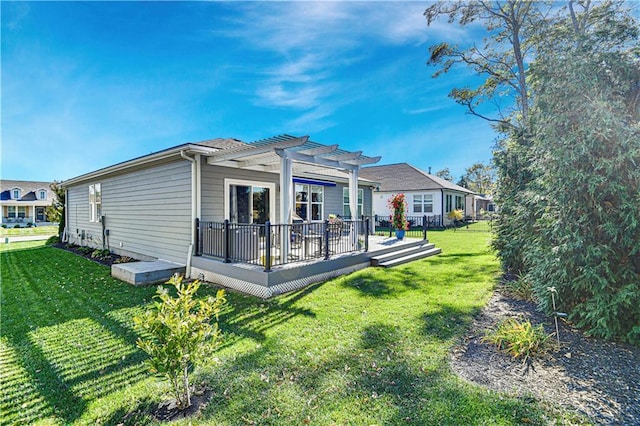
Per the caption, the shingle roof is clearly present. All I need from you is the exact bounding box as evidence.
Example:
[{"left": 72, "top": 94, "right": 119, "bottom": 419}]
[
  {"left": 0, "top": 180, "right": 55, "bottom": 202},
  {"left": 359, "top": 163, "right": 474, "bottom": 194}
]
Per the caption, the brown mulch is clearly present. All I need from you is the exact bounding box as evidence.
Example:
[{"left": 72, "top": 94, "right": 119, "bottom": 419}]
[{"left": 450, "top": 288, "right": 640, "bottom": 425}]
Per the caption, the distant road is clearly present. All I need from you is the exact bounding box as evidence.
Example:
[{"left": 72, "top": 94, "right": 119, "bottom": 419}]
[{"left": 1, "top": 235, "right": 54, "bottom": 243}]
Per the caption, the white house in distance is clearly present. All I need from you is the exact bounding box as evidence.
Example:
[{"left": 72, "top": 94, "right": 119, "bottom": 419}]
[
  {"left": 359, "top": 163, "right": 475, "bottom": 227},
  {"left": 1, "top": 180, "right": 55, "bottom": 225}
]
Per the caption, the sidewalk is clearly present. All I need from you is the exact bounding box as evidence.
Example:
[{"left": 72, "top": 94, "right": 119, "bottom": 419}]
[{"left": 0, "top": 235, "right": 54, "bottom": 244}]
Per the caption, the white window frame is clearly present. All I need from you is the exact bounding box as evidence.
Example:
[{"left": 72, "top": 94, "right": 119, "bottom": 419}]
[
  {"left": 38, "top": 189, "right": 47, "bottom": 200},
  {"left": 7, "top": 206, "right": 16, "bottom": 218},
  {"left": 413, "top": 194, "right": 433, "bottom": 214},
  {"left": 342, "top": 187, "right": 363, "bottom": 218},
  {"left": 223, "top": 178, "right": 276, "bottom": 224},
  {"left": 445, "top": 194, "right": 453, "bottom": 213},
  {"left": 11, "top": 188, "right": 21, "bottom": 199},
  {"left": 89, "top": 183, "right": 102, "bottom": 222},
  {"left": 296, "top": 183, "right": 324, "bottom": 222}
]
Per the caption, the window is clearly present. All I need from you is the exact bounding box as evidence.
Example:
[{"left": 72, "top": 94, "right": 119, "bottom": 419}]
[
  {"left": 18, "top": 206, "right": 26, "bottom": 219},
  {"left": 11, "top": 189, "right": 21, "bottom": 199},
  {"left": 89, "top": 183, "right": 102, "bottom": 222},
  {"left": 296, "top": 184, "right": 324, "bottom": 221},
  {"left": 39, "top": 190, "right": 47, "bottom": 200},
  {"left": 445, "top": 194, "right": 453, "bottom": 213},
  {"left": 455, "top": 195, "right": 464, "bottom": 210},
  {"left": 7, "top": 206, "right": 16, "bottom": 218},
  {"left": 342, "top": 187, "right": 363, "bottom": 218},
  {"left": 413, "top": 194, "right": 433, "bottom": 214}
]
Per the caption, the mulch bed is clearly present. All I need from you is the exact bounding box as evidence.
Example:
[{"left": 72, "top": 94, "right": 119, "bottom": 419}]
[
  {"left": 450, "top": 287, "right": 640, "bottom": 424},
  {"left": 53, "top": 242, "right": 137, "bottom": 267}
]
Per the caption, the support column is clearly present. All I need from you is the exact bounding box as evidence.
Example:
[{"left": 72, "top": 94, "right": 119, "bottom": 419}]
[
  {"left": 349, "top": 168, "right": 359, "bottom": 249},
  {"left": 279, "top": 155, "right": 293, "bottom": 258}
]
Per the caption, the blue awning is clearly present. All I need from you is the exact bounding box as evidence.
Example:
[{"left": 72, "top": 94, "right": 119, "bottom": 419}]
[{"left": 293, "top": 177, "right": 336, "bottom": 187}]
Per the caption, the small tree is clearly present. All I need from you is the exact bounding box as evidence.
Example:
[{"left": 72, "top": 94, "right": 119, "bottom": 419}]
[
  {"left": 46, "top": 181, "right": 65, "bottom": 237},
  {"left": 134, "top": 275, "right": 226, "bottom": 409}
]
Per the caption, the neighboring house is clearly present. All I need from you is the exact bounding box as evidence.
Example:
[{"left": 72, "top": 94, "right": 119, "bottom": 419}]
[
  {"left": 62, "top": 134, "right": 385, "bottom": 297},
  {"left": 359, "top": 163, "right": 475, "bottom": 227},
  {"left": 1, "top": 180, "right": 56, "bottom": 225},
  {"left": 470, "top": 194, "right": 497, "bottom": 219}
]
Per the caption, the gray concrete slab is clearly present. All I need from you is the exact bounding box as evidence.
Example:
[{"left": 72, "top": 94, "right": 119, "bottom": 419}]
[{"left": 112, "top": 260, "right": 186, "bottom": 286}]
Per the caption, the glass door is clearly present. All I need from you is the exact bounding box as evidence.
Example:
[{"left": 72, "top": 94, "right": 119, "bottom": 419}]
[{"left": 227, "top": 180, "right": 273, "bottom": 224}]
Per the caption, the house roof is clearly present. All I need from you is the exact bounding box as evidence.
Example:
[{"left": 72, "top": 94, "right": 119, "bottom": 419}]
[
  {"left": 63, "top": 135, "right": 380, "bottom": 187},
  {"left": 0, "top": 180, "right": 55, "bottom": 203},
  {"left": 359, "top": 163, "right": 474, "bottom": 194}
]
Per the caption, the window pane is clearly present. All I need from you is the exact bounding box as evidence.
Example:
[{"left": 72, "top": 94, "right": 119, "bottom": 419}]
[{"left": 311, "top": 203, "right": 321, "bottom": 221}]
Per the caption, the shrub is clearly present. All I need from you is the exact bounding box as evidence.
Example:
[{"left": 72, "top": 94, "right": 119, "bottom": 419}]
[
  {"left": 13, "top": 224, "right": 21, "bottom": 229},
  {"left": 77, "top": 246, "right": 92, "bottom": 255},
  {"left": 483, "top": 318, "right": 552, "bottom": 362},
  {"left": 90, "top": 249, "right": 111, "bottom": 260},
  {"left": 1, "top": 224, "right": 6, "bottom": 229},
  {"left": 26, "top": 222, "right": 35, "bottom": 228},
  {"left": 503, "top": 275, "right": 535, "bottom": 302},
  {"left": 134, "top": 275, "right": 226, "bottom": 409},
  {"left": 46, "top": 235, "right": 61, "bottom": 245},
  {"left": 114, "top": 255, "right": 135, "bottom": 264}
]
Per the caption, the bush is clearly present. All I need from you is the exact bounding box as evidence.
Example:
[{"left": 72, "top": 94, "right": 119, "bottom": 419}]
[
  {"left": 90, "top": 249, "right": 111, "bottom": 260},
  {"left": 134, "top": 275, "right": 226, "bottom": 409},
  {"left": 1, "top": 224, "right": 6, "bottom": 229},
  {"left": 13, "top": 224, "right": 21, "bottom": 229},
  {"left": 46, "top": 235, "right": 61, "bottom": 245},
  {"left": 503, "top": 275, "right": 535, "bottom": 302},
  {"left": 483, "top": 318, "right": 552, "bottom": 362},
  {"left": 26, "top": 222, "right": 35, "bottom": 228}
]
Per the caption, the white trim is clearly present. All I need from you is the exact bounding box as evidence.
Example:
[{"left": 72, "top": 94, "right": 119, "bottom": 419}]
[{"left": 223, "top": 178, "right": 277, "bottom": 223}]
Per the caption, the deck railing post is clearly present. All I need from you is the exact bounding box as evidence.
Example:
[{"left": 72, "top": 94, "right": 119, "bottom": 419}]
[
  {"left": 195, "top": 218, "right": 201, "bottom": 256},
  {"left": 223, "top": 219, "right": 230, "bottom": 263},
  {"left": 264, "top": 221, "right": 272, "bottom": 272},
  {"left": 324, "top": 219, "right": 330, "bottom": 260},
  {"left": 365, "top": 217, "right": 369, "bottom": 252},
  {"left": 388, "top": 215, "right": 392, "bottom": 238},
  {"left": 423, "top": 215, "right": 428, "bottom": 241}
]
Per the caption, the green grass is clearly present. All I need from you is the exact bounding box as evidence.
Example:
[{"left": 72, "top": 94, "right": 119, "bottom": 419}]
[
  {"left": 1, "top": 223, "right": 574, "bottom": 425},
  {"left": 0, "top": 225, "right": 58, "bottom": 236}
]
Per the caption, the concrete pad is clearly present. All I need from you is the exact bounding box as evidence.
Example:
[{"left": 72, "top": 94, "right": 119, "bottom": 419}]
[{"left": 112, "top": 260, "right": 186, "bottom": 286}]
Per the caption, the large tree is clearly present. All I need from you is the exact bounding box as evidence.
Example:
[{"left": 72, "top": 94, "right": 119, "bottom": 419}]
[
  {"left": 460, "top": 162, "right": 495, "bottom": 195},
  {"left": 425, "top": 0, "right": 640, "bottom": 343}
]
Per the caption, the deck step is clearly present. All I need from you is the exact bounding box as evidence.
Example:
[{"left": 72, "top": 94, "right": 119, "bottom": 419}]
[
  {"left": 112, "top": 260, "right": 186, "bottom": 286},
  {"left": 371, "top": 243, "right": 441, "bottom": 268}
]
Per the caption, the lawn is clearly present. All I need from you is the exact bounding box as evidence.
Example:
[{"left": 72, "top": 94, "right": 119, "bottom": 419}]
[
  {"left": 1, "top": 223, "right": 567, "bottom": 425},
  {"left": 0, "top": 225, "right": 58, "bottom": 236}
]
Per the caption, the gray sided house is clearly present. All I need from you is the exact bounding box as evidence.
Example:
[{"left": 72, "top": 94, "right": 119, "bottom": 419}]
[
  {"left": 1, "top": 179, "right": 56, "bottom": 225},
  {"left": 62, "top": 135, "right": 386, "bottom": 297},
  {"left": 359, "top": 163, "right": 475, "bottom": 226}
]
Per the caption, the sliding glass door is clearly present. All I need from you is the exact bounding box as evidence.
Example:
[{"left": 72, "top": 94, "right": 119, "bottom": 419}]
[{"left": 225, "top": 179, "right": 275, "bottom": 224}]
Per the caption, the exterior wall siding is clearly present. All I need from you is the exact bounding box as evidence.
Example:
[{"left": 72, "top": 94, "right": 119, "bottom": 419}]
[
  {"left": 372, "top": 190, "right": 444, "bottom": 219},
  {"left": 66, "top": 160, "right": 193, "bottom": 264},
  {"left": 201, "top": 164, "right": 373, "bottom": 223}
]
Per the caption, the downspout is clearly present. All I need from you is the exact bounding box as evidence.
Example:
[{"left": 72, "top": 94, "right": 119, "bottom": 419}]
[{"left": 180, "top": 150, "right": 197, "bottom": 277}]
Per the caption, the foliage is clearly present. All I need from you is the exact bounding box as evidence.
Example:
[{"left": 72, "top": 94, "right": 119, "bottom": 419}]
[
  {"left": 483, "top": 318, "right": 552, "bottom": 362},
  {"left": 503, "top": 275, "right": 535, "bottom": 302},
  {"left": 387, "top": 193, "right": 408, "bottom": 230},
  {"left": 90, "top": 249, "right": 111, "bottom": 260},
  {"left": 524, "top": 7, "right": 640, "bottom": 343},
  {"left": 134, "top": 275, "right": 226, "bottom": 410},
  {"left": 46, "top": 180, "right": 65, "bottom": 236},
  {"left": 435, "top": 167, "right": 454, "bottom": 181},
  {"left": 46, "top": 235, "right": 61, "bottom": 245},
  {"left": 427, "top": 0, "right": 640, "bottom": 343},
  {"left": 459, "top": 162, "right": 496, "bottom": 195},
  {"left": 13, "top": 224, "right": 21, "bottom": 229},
  {"left": 1, "top": 224, "right": 6, "bottom": 229},
  {"left": 447, "top": 209, "right": 464, "bottom": 223}
]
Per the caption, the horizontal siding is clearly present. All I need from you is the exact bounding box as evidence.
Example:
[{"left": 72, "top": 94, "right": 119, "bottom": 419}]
[
  {"left": 66, "top": 160, "right": 192, "bottom": 264},
  {"left": 201, "top": 165, "right": 280, "bottom": 221}
]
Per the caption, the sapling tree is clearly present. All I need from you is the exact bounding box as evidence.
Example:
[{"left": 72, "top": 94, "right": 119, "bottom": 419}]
[{"left": 134, "top": 275, "right": 226, "bottom": 409}]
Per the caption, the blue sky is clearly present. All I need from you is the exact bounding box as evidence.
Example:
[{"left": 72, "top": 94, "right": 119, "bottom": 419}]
[{"left": 2, "top": 1, "right": 497, "bottom": 183}]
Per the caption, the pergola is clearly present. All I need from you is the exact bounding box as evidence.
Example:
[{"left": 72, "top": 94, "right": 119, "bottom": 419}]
[{"left": 203, "top": 134, "right": 381, "bottom": 226}]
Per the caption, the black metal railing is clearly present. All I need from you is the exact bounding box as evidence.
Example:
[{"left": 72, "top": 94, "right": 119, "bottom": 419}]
[
  {"left": 196, "top": 218, "right": 370, "bottom": 271},
  {"left": 362, "top": 214, "right": 442, "bottom": 239}
]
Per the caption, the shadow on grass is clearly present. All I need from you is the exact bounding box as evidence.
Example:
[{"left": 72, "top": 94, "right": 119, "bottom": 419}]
[
  {"left": 195, "top": 320, "right": 548, "bottom": 425},
  {"left": 216, "top": 281, "right": 320, "bottom": 350}
]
